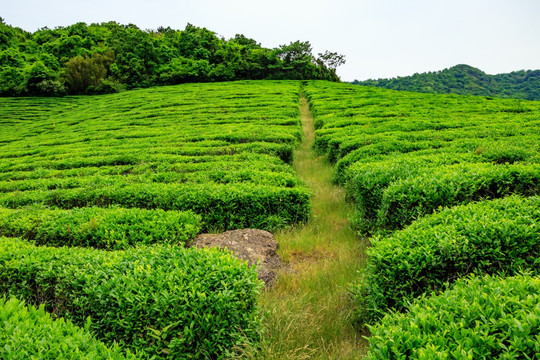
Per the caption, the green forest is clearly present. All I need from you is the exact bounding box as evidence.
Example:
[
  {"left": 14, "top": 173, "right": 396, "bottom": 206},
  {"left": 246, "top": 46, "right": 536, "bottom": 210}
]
[
  {"left": 0, "top": 18, "right": 344, "bottom": 96},
  {"left": 353, "top": 64, "right": 540, "bottom": 101}
]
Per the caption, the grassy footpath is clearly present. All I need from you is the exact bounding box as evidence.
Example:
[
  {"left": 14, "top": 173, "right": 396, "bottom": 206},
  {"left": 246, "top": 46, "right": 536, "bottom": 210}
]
[{"left": 245, "top": 96, "right": 369, "bottom": 359}]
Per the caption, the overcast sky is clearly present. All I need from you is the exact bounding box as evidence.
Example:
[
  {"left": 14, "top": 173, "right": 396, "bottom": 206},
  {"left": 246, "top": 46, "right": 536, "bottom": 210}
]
[{"left": 3, "top": 0, "right": 539, "bottom": 81}]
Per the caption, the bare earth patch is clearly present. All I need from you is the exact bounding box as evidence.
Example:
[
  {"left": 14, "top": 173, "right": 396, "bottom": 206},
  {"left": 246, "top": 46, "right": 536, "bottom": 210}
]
[{"left": 190, "top": 229, "right": 283, "bottom": 286}]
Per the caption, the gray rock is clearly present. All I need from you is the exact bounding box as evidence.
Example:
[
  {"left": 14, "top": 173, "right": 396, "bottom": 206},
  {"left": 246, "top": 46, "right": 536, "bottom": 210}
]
[{"left": 190, "top": 229, "right": 283, "bottom": 286}]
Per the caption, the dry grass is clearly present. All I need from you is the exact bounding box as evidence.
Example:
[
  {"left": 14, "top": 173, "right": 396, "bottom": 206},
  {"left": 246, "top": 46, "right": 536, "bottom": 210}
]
[{"left": 243, "top": 97, "right": 369, "bottom": 359}]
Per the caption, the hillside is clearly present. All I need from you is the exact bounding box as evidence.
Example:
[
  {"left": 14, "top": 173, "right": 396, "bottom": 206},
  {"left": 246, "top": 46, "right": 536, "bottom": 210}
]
[
  {"left": 306, "top": 81, "right": 540, "bottom": 357},
  {"left": 353, "top": 64, "right": 540, "bottom": 100},
  {"left": 1, "top": 81, "right": 540, "bottom": 358}
]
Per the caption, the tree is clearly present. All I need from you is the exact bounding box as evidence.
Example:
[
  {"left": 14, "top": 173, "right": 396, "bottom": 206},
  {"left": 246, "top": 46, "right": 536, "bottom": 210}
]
[
  {"left": 63, "top": 51, "right": 114, "bottom": 93},
  {"left": 275, "top": 40, "right": 313, "bottom": 65},
  {"left": 317, "top": 51, "right": 345, "bottom": 70},
  {"left": 24, "top": 61, "right": 64, "bottom": 96},
  {"left": 231, "top": 34, "right": 260, "bottom": 49}
]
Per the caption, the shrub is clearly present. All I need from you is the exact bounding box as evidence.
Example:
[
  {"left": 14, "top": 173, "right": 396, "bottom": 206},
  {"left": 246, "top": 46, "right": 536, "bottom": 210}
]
[
  {"left": 345, "top": 152, "right": 483, "bottom": 230},
  {"left": 353, "top": 196, "right": 540, "bottom": 323},
  {"left": 376, "top": 162, "right": 540, "bottom": 231},
  {"left": 367, "top": 274, "right": 540, "bottom": 359},
  {"left": 0, "top": 183, "right": 311, "bottom": 232},
  {"left": 0, "top": 297, "right": 135, "bottom": 359},
  {"left": 0, "top": 206, "right": 202, "bottom": 250},
  {"left": 0, "top": 238, "right": 263, "bottom": 358}
]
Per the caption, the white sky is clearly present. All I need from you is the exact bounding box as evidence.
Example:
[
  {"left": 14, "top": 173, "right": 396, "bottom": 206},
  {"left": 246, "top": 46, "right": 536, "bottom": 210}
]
[{"left": 3, "top": 0, "right": 540, "bottom": 81}]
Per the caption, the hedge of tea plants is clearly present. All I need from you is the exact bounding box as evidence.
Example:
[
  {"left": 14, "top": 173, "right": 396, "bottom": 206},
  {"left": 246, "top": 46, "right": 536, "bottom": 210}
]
[
  {"left": 352, "top": 196, "right": 540, "bottom": 323},
  {"left": 0, "top": 297, "right": 136, "bottom": 360},
  {"left": 0, "top": 81, "right": 311, "bottom": 357},
  {"left": 0, "top": 237, "right": 262, "bottom": 358},
  {"left": 305, "top": 81, "right": 540, "bottom": 233},
  {"left": 0, "top": 206, "right": 201, "bottom": 250},
  {"left": 366, "top": 274, "right": 540, "bottom": 359}
]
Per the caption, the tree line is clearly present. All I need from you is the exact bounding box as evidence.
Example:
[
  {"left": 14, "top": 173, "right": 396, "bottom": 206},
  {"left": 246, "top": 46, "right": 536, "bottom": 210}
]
[
  {"left": 353, "top": 64, "right": 540, "bottom": 101},
  {"left": 0, "top": 18, "right": 345, "bottom": 96}
]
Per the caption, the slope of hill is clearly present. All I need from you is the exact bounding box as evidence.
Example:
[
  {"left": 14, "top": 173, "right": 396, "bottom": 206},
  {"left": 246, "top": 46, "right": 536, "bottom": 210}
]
[
  {"left": 0, "top": 80, "right": 313, "bottom": 358},
  {"left": 305, "top": 80, "right": 540, "bottom": 357},
  {"left": 353, "top": 64, "right": 540, "bottom": 100},
  {"left": 1, "top": 80, "right": 540, "bottom": 358}
]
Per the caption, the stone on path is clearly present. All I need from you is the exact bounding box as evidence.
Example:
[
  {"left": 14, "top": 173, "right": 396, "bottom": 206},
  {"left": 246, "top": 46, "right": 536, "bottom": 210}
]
[{"left": 190, "top": 229, "right": 283, "bottom": 286}]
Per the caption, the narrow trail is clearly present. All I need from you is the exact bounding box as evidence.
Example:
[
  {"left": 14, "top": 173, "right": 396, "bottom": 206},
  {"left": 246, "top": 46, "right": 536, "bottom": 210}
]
[{"left": 247, "top": 96, "right": 369, "bottom": 359}]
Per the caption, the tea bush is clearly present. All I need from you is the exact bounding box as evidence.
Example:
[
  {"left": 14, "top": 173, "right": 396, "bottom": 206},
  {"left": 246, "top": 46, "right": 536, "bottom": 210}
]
[
  {"left": 353, "top": 196, "right": 540, "bottom": 323},
  {"left": 367, "top": 274, "right": 540, "bottom": 359},
  {"left": 0, "top": 297, "right": 136, "bottom": 359},
  {"left": 376, "top": 162, "right": 540, "bottom": 231},
  {"left": 0, "top": 206, "right": 202, "bottom": 250},
  {"left": 0, "top": 237, "right": 263, "bottom": 358},
  {"left": 0, "top": 183, "right": 311, "bottom": 232}
]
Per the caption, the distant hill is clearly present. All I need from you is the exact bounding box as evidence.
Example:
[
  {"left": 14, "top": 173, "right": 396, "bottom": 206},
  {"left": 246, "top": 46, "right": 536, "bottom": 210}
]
[{"left": 353, "top": 64, "right": 540, "bottom": 101}]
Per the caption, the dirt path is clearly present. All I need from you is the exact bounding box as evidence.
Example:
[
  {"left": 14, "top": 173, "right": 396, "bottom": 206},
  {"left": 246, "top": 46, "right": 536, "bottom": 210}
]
[{"left": 247, "top": 96, "right": 369, "bottom": 359}]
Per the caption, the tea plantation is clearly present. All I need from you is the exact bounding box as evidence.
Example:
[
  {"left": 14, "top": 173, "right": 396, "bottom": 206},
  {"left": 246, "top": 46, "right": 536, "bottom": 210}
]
[
  {"left": 1, "top": 80, "right": 539, "bottom": 358},
  {"left": 305, "top": 81, "right": 540, "bottom": 358},
  {"left": 0, "top": 81, "right": 308, "bottom": 358},
  {"left": 306, "top": 81, "right": 539, "bottom": 233},
  {"left": 0, "top": 81, "right": 310, "bottom": 232}
]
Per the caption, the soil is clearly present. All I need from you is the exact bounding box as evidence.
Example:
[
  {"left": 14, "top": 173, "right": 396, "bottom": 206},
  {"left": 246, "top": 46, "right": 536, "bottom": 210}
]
[{"left": 190, "top": 229, "right": 283, "bottom": 286}]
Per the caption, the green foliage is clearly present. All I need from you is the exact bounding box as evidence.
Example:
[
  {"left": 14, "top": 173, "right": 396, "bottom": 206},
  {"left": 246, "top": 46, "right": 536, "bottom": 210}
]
[
  {"left": 352, "top": 196, "right": 540, "bottom": 323},
  {"left": 344, "top": 152, "right": 484, "bottom": 223},
  {"left": 367, "top": 274, "right": 540, "bottom": 359},
  {"left": 0, "top": 19, "right": 345, "bottom": 96},
  {"left": 0, "top": 183, "right": 310, "bottom": 232},
  {"left": 24, "top": 60, "right": 64, "bottom": 96},
  {"left": 63, "top": 51, "right": 115, "bottom": 94},
  {"left": 304, "top": 81, "right": 540, "bottom": 233},
  {"left": 0, "top": 238, "right": 263, "bottom": 358},
  {"left": 158, "top": 57, "right": 211, "bottom": 84},
  {"left": 0, "top": 81, "right": 310, "bottom": 232},
  {"left": 354, "top": 64, "right": 540, "bottom": 101},
  {"left": 0, "top": 206, "right": 201, "bottom": 250},
  {"left": 376, "top": 162, "right": 540, "bottom": 231},
  {"left": 0, "top": 297, "right": 135, "bottom": 359}
]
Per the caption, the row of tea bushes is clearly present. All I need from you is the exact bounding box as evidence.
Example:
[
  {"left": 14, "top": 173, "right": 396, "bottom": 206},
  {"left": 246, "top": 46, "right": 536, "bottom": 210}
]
[
  {"left": 0, "top": 141, "right": 297, "bottom": 170},
  {"left": 0, "top": 168, "right": 303, "bottom": 193},
  {"left": 0, "top": 237, "right": 262, "bottom": 358},
  {"left": 305, "top": 81, "right": 540, "bottom": 232},
  {"left": 375, "top": 162, "right": 540, "bottom": 231},
  {"left": 366, "top": 274, "right": 540, "bottom": 359},
  {"left": 0, "top": 81, "right": 309, "bottom": 232},
  {"left": 0, "top": 207, "right": 201, "bottom": 250},
  {"left": 0, "top": 182, "right": 310, "bottom": 232},
  {"left": 0, "top": 154, "right": 292, "bottom": 182},
  {"left": 0, "top": 297, "right": 136, "bottom": 360},
  {"left": 344, "top": 148, "right": 539, "bottom": 228},
  {"left": 352, "top": 195, "right": 540, "bottom": 323}
]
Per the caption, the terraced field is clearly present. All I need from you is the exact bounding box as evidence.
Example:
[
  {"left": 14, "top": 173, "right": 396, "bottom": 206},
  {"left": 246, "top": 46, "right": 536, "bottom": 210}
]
[
  {"left": 0, "top": 81, "right": 309, "bottom": 358},
  {"left": 1, "top": 80, "right": 539, "bottom": 359},
  {"left": 305, "top": 81, "right": 540, "bottom": 358}
]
